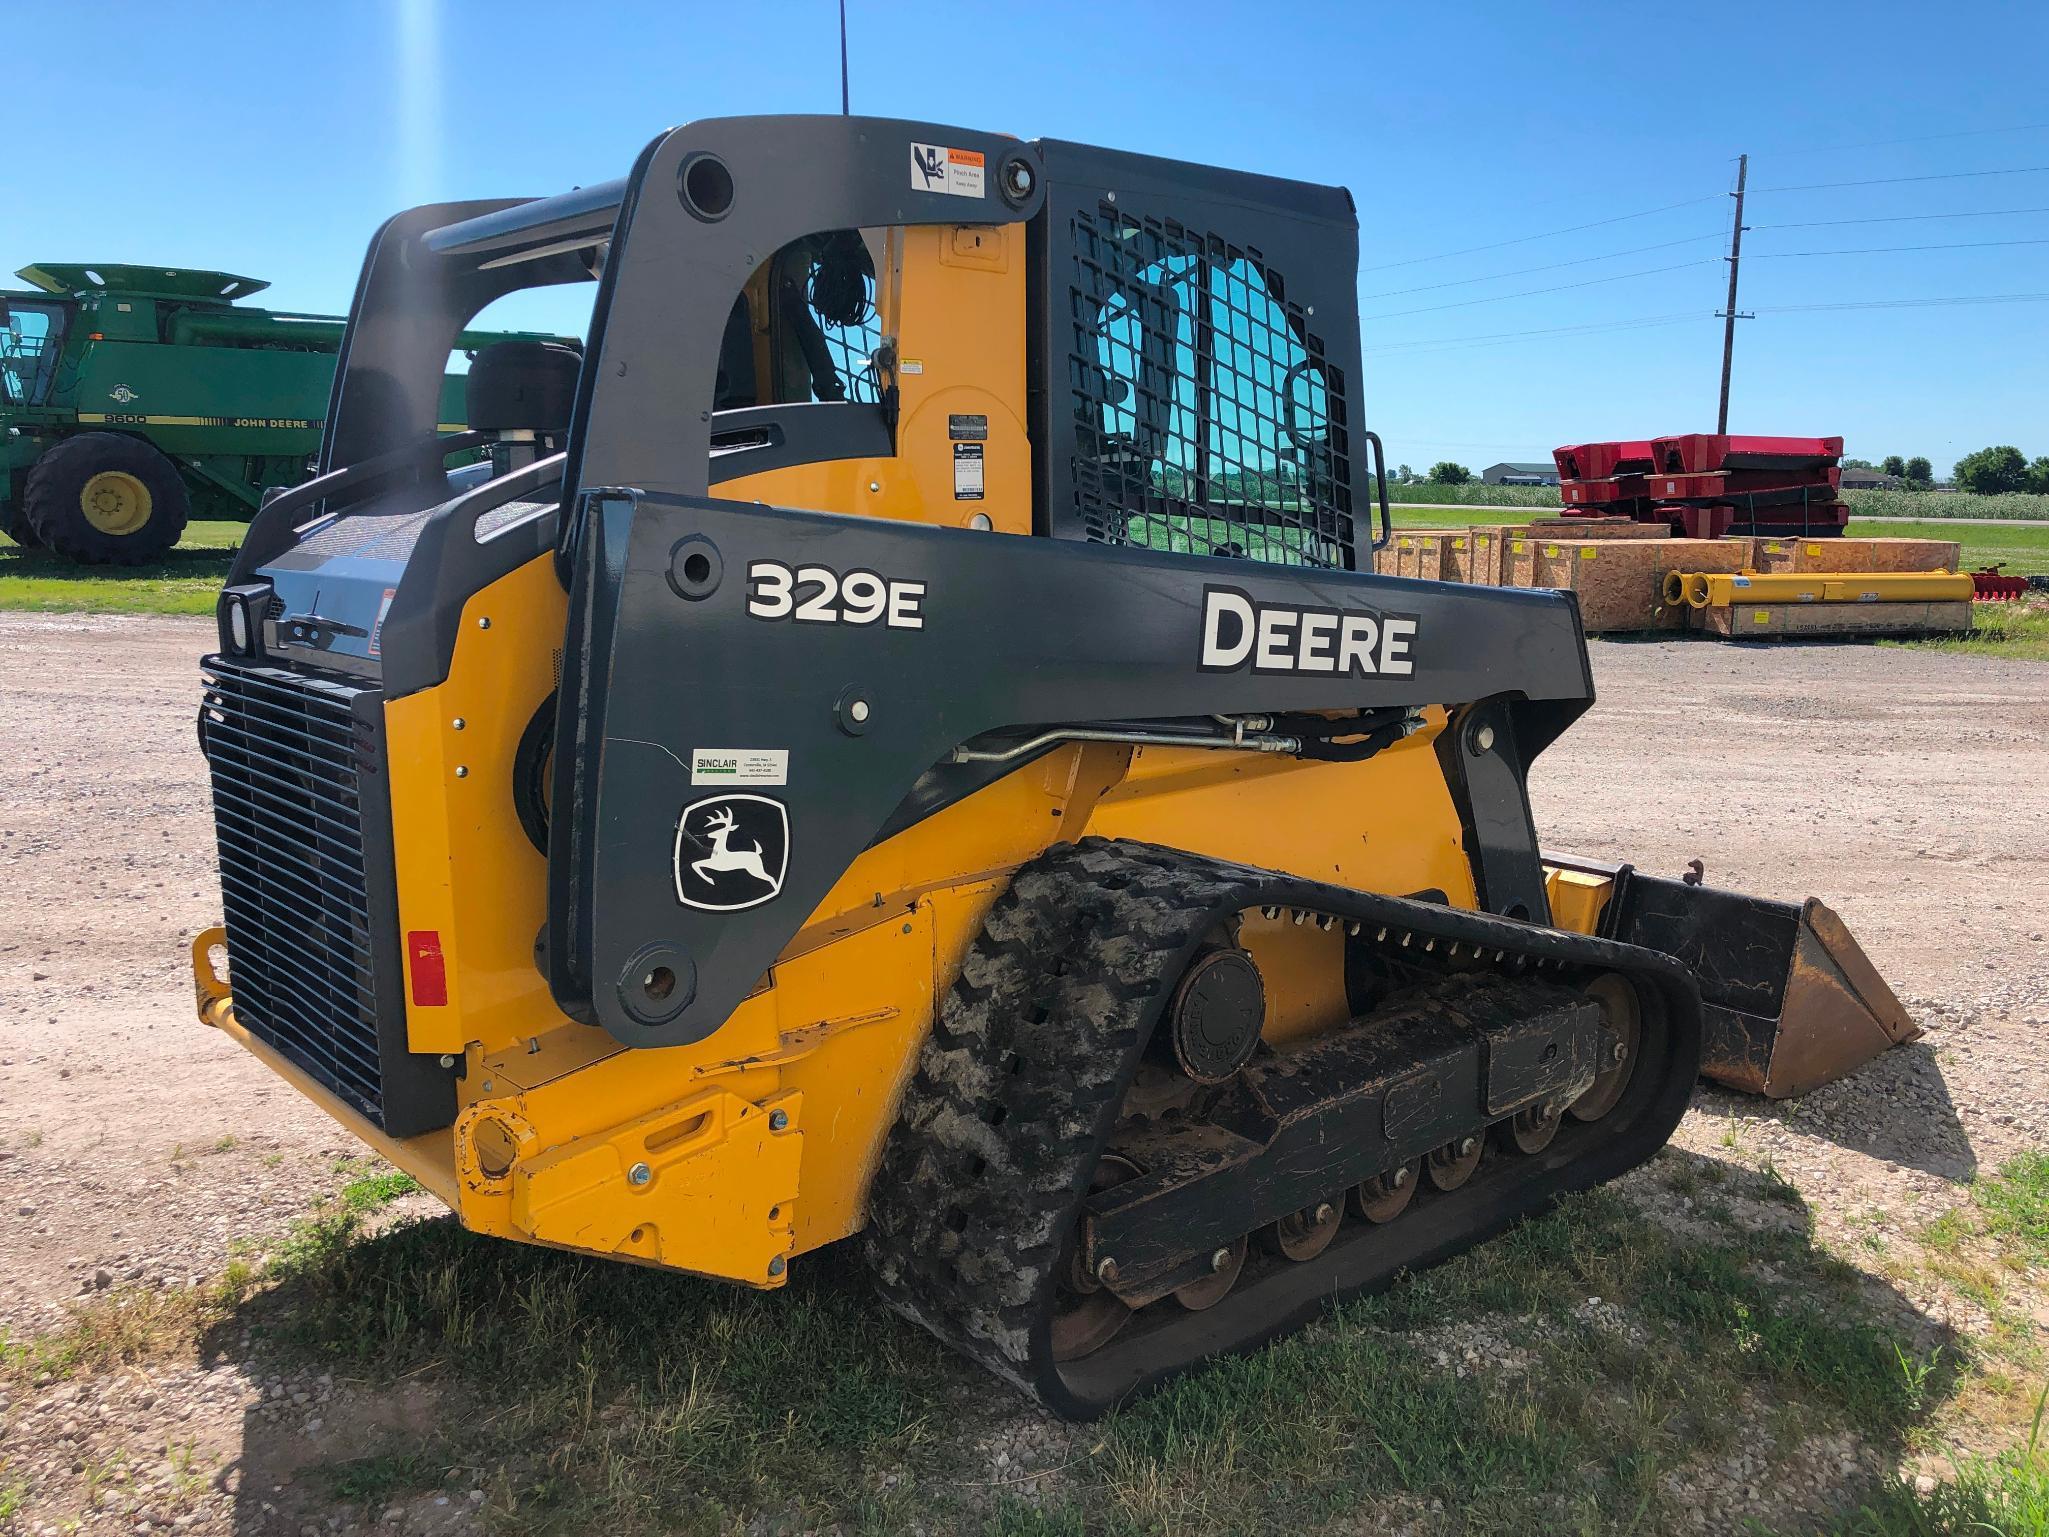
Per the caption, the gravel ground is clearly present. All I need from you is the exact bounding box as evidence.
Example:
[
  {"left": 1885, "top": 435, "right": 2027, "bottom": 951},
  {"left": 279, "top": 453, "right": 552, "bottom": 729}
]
[{"left": 1, "top": 612, "right": 2045, "bottom": 1535}]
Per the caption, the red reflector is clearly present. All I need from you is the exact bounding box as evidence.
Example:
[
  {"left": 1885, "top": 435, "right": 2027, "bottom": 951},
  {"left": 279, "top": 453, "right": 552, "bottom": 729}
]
[
  {"left": 88, "top": 332, "right": 104, "bottom": 341},
  {"left": 407, "top": 930, "right": 449, "bottom": 1006}
]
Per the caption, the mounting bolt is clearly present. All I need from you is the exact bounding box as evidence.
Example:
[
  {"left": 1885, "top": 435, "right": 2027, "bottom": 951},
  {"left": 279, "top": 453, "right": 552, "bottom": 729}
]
[
  {"left": 867, "top": 480, "right": 881, "bottom": 493},
  {"left": 1612, "top": 1040, "right": 1631, "bottom": 1064},
  {"left": 438, "top": 1055, "right": 456, "bottom": 1069},
  {"left": 1473, "top": 723, "right": 1496, "bottom": 753},
  {"left": 767, "top": 1255, "right": 787, "bottom": 1277},
  {"left": 1210, "top": 1247, "right": 1231, "bottom": 1273},
  {"left": 1095, "top": 1256, "right": 1119, "bottom": 1283},
  {"left": 1313, "top": 1203, "right": 1335, "bottom": 1225},
  {"left": 1458, "top": 1136, "right": 1477, "bottom": 1156},
  {"left": 454, "top": 766, "right": 469, "bottom": 778},
  {"left": 452, "top": 718, "right": 466, "bottom": 731},
  {"left": 768, "top": 1109, "right": 790, "bottom": 1132},
  {"left": 1390, "top": 1165, "right": 1410, "bottom": 1189},
  {"left": 627, "top": 1162, "right": 652, "bottom": 1186},
  {"left": 477, "top": 616, "right": 491, "bottom": 630}
]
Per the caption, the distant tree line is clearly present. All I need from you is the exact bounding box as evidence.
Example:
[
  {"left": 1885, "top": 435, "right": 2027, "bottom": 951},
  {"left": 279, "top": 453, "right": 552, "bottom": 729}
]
[
  {"left": 1848, "top": 447, "right": 2049, "bottom": 494},
  {"left": 1950, "top": 445, "right": 2049, "bottom": 496}
]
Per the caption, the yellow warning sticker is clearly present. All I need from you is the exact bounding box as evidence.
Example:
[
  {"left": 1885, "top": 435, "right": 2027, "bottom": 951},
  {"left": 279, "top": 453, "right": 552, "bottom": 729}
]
[
  {"left": 1753, "top": 610, "right": 1771, "bottom": 624},
  {"left": 1765, "top": 542, "right": 1783, "bottom": 552},
  {"left": 1544, "top": 544, "right": 1561, "bottom": 557},
  {"left": 1580, "top": 546, "right": 1597, "bottom": 559},
  {"left": 1806, "top": 543, "right": 1824, "bottom": 556},
  {"left": 1511, "top": 540, "right": 1526, "bottom": 553}
]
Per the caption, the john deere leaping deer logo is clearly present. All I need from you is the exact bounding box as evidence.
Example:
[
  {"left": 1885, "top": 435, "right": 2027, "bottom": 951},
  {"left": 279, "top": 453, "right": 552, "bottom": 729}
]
[{"left": 672, "top": 794, "right": 789, "bottom": 912}]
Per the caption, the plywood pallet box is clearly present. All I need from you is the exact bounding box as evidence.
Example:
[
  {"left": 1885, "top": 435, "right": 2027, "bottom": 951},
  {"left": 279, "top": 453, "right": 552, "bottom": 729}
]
[
  {"left": 1691, "top": 600, "right": 1973, "bottom": 639},
  {"left": 1444, "top": 527, "right": 1499, "bottom": 584},
  {"left": 1389, "top": 529, "right": 1461, "bottom": 580},
  {"left": 1749, "top": 536, "right": 1961, "bottom": 574},
  {"left": 1526, "top": 536, "right": 1751, "bottom": 632}
]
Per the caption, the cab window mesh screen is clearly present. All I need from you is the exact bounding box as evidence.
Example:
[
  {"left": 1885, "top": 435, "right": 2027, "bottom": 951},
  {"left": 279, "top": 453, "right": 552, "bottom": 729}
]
[{"left": 1069, "top": 204, "right": 1352, "bottom": 568}]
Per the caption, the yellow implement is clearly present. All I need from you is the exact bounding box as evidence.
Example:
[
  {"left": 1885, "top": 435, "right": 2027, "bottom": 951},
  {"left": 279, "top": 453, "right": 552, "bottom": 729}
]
[{"left": 1662, "top": 569, "right": 1974, "bottom": 609}]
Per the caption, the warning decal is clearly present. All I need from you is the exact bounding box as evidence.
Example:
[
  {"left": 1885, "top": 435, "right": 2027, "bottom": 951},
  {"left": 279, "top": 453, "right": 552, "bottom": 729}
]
[
  {"left": 953, "top": 442, "right": 985, "bottom": 500},
  {"left": 911, "top": 142, "right": 986, "bottom": 198},
  {"left": 368, "top": 587, "right": 397, "bottom": 657}
]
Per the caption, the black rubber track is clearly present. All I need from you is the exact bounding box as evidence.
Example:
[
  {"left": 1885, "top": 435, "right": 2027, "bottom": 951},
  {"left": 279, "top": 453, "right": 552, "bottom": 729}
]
[{"left": 864, "top": 837, "right": 1703, "bottom": 1418}]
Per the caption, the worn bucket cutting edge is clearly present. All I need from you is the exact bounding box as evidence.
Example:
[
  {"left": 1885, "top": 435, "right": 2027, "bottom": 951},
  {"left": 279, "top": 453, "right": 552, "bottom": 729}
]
[{"left": 1548, "top": 858, "right": 1918, "bottom": 1098}]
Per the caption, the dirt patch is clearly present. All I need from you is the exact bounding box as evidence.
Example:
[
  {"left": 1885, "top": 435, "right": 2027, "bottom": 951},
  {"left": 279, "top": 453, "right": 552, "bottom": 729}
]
[{"left": 1, "top": 615, "right": 2046, "bottom": 1534}]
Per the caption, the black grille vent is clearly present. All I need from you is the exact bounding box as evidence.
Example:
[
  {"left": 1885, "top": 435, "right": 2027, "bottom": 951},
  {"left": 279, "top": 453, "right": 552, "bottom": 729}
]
[
  {"left": 199, "top": 659, "right": 445, "bottom": 1132},
  {"left": 1066, "top": 203, "right": 1354, "bottom": 569}
]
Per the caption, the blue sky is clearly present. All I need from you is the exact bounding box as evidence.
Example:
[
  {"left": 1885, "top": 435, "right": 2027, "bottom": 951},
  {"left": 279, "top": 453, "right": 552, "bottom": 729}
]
[{"left": 7, "top": 0, "right": 2045, "bottom": 473}]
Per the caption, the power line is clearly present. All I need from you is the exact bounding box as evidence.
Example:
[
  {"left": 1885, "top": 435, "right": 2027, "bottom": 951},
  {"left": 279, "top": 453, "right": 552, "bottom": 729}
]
[
  {"left": 1357, "top": 192, "right": 1725, "bottom": 274},
  {"left": 1751, "top": 205, "right": 2049, "bottom": 231},
  {"left": 1359, "top": 231, "right": 1725, "bottom": 300},
  {"left": 1363, "top": 259, "right": 1717, "bottom": 321},
  {"left": 1751, "top": 164, "right": 2049, "bottom": 194},
  {"left": 1752, "top": 236, "right": 2049, "bottom": 258}
]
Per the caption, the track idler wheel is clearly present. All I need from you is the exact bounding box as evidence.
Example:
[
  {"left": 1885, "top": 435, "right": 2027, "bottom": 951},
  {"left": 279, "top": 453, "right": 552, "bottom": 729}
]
[
  {"left": 1351, "top": 1161, "right": 1419, "bottom": 1223},
  {"left": 1173, "top": 1236, "right": 1247, "bottom": 1311},
  {"left": 1262, "top": 1197, "right": 1344, "bottom": 1262},
  {"left": 1166, "top": 944, "right": 1266, "bottom": 1084},
  {"left": 1570, "top": 973, "right": 1642, "bottom": 1123},
  {"left": 1427, "top": 1133, "right": 1484, "bottom": 1191},
  {"left": 1051, "top": 1156, "right": 1138, "bottom": 1363}
]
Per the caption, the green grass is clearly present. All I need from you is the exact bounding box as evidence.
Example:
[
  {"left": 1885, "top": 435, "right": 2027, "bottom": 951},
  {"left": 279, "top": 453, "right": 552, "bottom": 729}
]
[
  {"left": 1844, "top": 488, "right": 2049, "bottom": 522},
  {"left": 5, "top": 1151, "right": 2026, "bottom": 1535},
  {"left": 1885, "top": 598, "right": 2049, "bottom": 662},
  {"left": 89, "top": 1166, "right": 1969, "bottom": 1533},
  {"left": 0, "top": 518, "right": 240, "bottom": 615},
  {"left": 1388, "top": 481, "right": 1561, "bottom": 508},
  {"left": 1805, "top": 1386, "right": 2049, "bottom": 1537},
  {"left": 1978, "top": 1152, "right": 2049, "bottom": 1258}
]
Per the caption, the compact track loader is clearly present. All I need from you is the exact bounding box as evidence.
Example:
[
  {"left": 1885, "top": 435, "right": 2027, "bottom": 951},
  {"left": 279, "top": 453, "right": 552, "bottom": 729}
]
[{"left": 192, "top": 117, "right": 1913, "bottom": 1416}]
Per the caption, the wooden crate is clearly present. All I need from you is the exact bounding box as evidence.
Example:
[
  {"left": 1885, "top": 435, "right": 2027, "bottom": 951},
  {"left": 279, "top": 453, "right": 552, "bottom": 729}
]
[
  {"left": 1690, "top": 599, "right": 1973, "bottom": 639},
  {"left": 1525, "top": 536, "right": 1751, "bottom": 632},
  {"left": 1393, "top": 529, "right": 1460, "bottom": 580},
  {"left": 1749, "top": 536, "right": 1961, "bottom": 574},
  {"left": 1524, "top": 517, "right": 1672, "bottom": 540},
  {"left": 1443, "top": 528, "right": 1498, "bottom": 584}
]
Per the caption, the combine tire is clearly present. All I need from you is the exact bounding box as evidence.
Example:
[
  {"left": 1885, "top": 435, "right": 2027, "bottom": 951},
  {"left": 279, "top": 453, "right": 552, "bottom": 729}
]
[{"left": 22, "top": 433, "right": 190, "bottom": 565}]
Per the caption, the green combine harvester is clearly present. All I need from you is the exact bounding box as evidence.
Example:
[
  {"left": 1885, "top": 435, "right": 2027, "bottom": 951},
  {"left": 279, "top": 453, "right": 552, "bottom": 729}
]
[{"left": 0, "top": 263, "right": 565, "bottom": 564}]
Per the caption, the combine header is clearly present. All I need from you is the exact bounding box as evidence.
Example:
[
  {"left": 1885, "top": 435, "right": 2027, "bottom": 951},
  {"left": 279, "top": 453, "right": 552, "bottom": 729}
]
[{"left": 1555, "top": 434, "right": 1847, "bottom": 539}]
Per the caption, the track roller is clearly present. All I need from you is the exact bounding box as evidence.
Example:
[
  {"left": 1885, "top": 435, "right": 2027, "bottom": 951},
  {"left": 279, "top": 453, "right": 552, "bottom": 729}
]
[
  {"left": 1173, "top": 1237, "right": 1247, "bottom": 1310},
  {"left": 1427, "top": 1133, "right": 1484, "bottom": 1191},
  {"left": 1262, "top": 1197, "right": 1344, "bottom": 1261},
  {"left": 1351, "top": 1161, "right": 1419, "bottom": 1223}
]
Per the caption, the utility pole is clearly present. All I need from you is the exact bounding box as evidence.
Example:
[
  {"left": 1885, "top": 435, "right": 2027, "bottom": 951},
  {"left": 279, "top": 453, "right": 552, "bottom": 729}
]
[{"left": 1716, "top": 153, "right": 1749, "bottom": 434}]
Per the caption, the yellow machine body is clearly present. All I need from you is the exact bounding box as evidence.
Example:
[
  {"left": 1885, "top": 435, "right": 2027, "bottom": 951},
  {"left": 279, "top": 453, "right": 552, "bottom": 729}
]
[{"left": 191, "top": 222, "right": 1497, "bottom": 1288}]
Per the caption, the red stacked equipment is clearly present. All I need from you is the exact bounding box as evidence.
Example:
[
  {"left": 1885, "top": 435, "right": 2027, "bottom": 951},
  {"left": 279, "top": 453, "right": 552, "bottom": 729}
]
[{"left": 1552, "top": 434, "right": 1848, "bottom": 538}]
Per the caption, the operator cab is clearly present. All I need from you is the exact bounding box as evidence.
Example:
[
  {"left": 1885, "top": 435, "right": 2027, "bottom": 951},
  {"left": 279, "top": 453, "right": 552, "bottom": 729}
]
[{"left": 0, "top": 295, "right": 71, "bottom": 406}]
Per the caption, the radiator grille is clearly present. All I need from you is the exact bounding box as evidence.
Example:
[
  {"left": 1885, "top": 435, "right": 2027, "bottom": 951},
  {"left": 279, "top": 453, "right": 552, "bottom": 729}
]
[
  {"left": 1066, "top": 202, "right": 1354, "bottom": 569},
  {"left": 200, "top": 659, "right": 390, "bottom": 1125}
]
